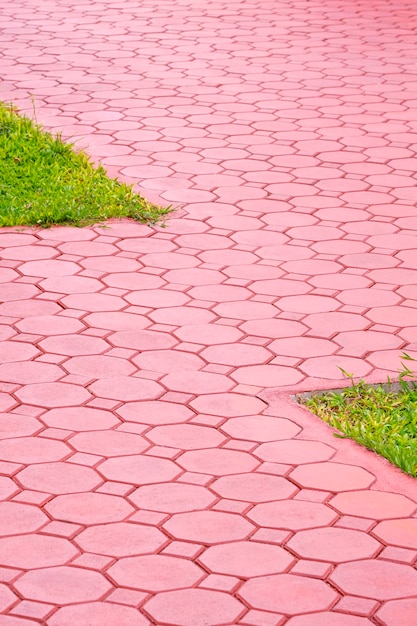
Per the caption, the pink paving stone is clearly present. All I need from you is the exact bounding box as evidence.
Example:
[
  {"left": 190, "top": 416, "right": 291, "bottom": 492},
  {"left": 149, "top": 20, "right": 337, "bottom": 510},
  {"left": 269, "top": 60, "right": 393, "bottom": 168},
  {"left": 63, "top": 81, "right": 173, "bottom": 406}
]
[
  {"left": 108, "top": 554, "right": 204, "bottom": 592},
  {"left": 15, "top": 315, "right": 85, "bottom": 336},
  {"left": 334, "top": 330, "right": 403, "bottom": 356},
  {"left": 255, "top": 440, "right": 335, "bottom": 464},
  {"left": 291, "top": 462, "right": 375, "bottom": 492},
  {"left": 221, "top": 415, "right": 301, "bottom": 442},
  {"left": 269, "top": 337, "right": 336, "bottom": 358},
  {"left": 16, "top": 462, "right": 101, "bottom": 494},
  {"left": 300, "top": 355, "right": 372, "bottom": 378},
  {"left": 189, "top": 284, "right": 252, "bottom": 302},
  {"left": 39, "top": 334, "right": 109, "bottom": 356},
  {"left": 14, "top": 566, "right": 112, "bottom": 605},
  {"left": 109, "top": 330, "right": 177, "bottom": 350},
  {"left": 0, "top": 299, "right": 62, "bottom": 318},
  {"left": 146, "top": 424, "right": 225, "bottom": 449},
  {"left": 117, "top": 400, "right": 193, "bottom": 425},
  {"left": 79, "top": 255, "right": 142, "bottom": 273},
  {"left": 277, "top": 295, "right": 340, "bottom": 314},
  {"left": 39, "top": 276, "right": 102, "bottom": 294},
  {"left": 0, "top": 534, "right": 78, "bottom": 569},
  {"left": 140, "top": 252, "right": 200, "bottom": 269},
  {"left": 174, "top": 323, "right": 243, "bottom": 344},
  {"left": 241, "top": 318, "right": 307, "bottom": 339},
  {"left": 125, "top": 289, "right": 190, "bottom": 308},
  {"left": 0, "top": 362, "right": 62, "bottom": 384},
  {"left": 163, "top": 510, "right": 254, "bottom": 544},
  {"left": 248, "top": 500, "right": 338, "bottom": 530},
  {"left": 48, "top": 603, "right": 149, "bottom": 626},
  {"left": 190, "top": 393, "right": 266, "bottom": 416},
  {"left": 200, "top": 541, "right": 295, "bottom": 577},
  {"left": 63, "top": 355, "right": 135, "bottom": 378},
  {"left": 144, "top": 588, "right": 245, "bottom": 626},
  {"left": 372, "top": 519, "right": 417, "bottom": 549},
  {"left": 164, "top": 268, "right": 224, "bottom": 286},
  {"left": 0, "top": 283, "right": 39, "bottom": 301},
  {"left": 89, "top": 376, "right": 163, "bottom": 401},
  {"left": 0, "top": 234, "right": 37, "bottom": 247},
  {"left": 84, "top": 312, "right": 150, "bottom": 331},
  {"left": 231, "top": 364, "right": 304, "bottom": 386},
  {"left": 69, "top": 430, "right": 148, "bottom": 456},
  {"left": 376, "top": 599, "right": 417, "bottom": 626},
  {"left": 250, "top": 278, "right": 311, "bottom": 298},
  {"left": 330, "top": 560, "right": 417, "bottom": 600},
  {"left": 0, "top": 584, "right": 17, "bottom": 613},
  {"left": 133, "top": 350, "right": 204, "bottom": 373},
  {"left": 61, "top": 293, "right": 126, "bottom": 312},
  {"left": 18, "top": 260, "right": 80, "bottom": 277},
  {"left": 211, "top": 473, "right": 298, "bottom": 502},
  {"left": 330, "top": 490, "right": 417, "bottom": 520},
  {"left": 102, "top": 272, "right": 165, "bottom": 290},
  {"left": 74, "top": 522, "right": 167, "bottom": 557},
  {"left": 98, "top": 455, "right": 181, "bottom": 485},
  {"left": 130, "top": 482, "right": 217, "bottom": 513},
  {"left": 41, "top": 407, "right": 120, "bottom": 431},
  {"left": 0, "top": 414, "right": 42, "bottom": 439},
  {"left": 336, "top": 288, "right": 402, "bottom": 308},
  {"left": 213, "top": 300, "right": 278, "bottom": 320},
  {"left": 0, "top": 502, "right": 47, "bottom": 535},
  {"left": 45, "top": 492, "right": 134, "bottom": 524},
  {"left": 15, "top": 382, "right": 91, "bottom": 407},
  {"left": 286, "top": 614, "right": 373, "bottom": 626},
  {"left": 201, "top": 344, "right": 271, "bottom": 366},
  {"left": 0, "top": 477, "right": 18, "bottom": 500},
  {"left": 162, "top": 370, "right": 234, "bottom": 394},
  {"left": 149, "top": 305, "right": 215, "bottom": 325},
  {"left": 287, "top": 527, "right": 380, "bottom": 563},
  {"left": 239, "top": 574, "right": 338, "bottom": 615},
  {"left": 177, "top": 448, "right": 259, "bottom": 476},
  {"left": 0, "top": 437, "right": 69, "bottom": 464}
]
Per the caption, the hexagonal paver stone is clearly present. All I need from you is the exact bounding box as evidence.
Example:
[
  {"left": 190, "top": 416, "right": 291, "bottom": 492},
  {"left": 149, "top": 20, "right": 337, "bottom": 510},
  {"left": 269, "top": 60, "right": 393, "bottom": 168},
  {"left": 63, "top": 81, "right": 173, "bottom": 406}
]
[
  {"left": 146, "top": 424, "right": 226, "bottom": 450},
  {"left": 286, "top": 613, "right": 373, "bottom": 626},
  {"left": 190, "top": 393, "right": 266, "bottom": 417},
  {"left": 48, "top": 602, "right": 150, "bottom": 626},
  {"left": 376, "top": 598, "right": 417, "bottom": 626},
  {"left": 0, "top": 502, "right": 47, "bottom": 535},
  {"left": 211, "top": 473, "right": 298, "bottom": 502},
  {"left": 144, "top": 588, "right": 245, "bottom": 625},
  {"left": 75, "top": 523, "right": 167, "bottom": 557},
  {"left": 117, "top": 400, "right": 193, "bottom": 425},
  {"left": 287, "top": 528, "right": 381, "bottom": 563},
  {"left": 45, "top": 493, "right": 134, "bottom": 525},
  {"left": 108, "top": 555, "right": 204, "bottom": 592},
  {"left": 0, "top": 534, "right": 78, "bottom": 569},
  {"left": 290, "top": 462, "right": 375, "bottom": 491},
  {"left": 255, "top": 439, "right": 335, "bottom": 464},
  {"left": 248, "top": 500, "right": 338, "bottom": 531},
  {"left": 16, "top": 462, "right": 102, "bottom": 494},
  {"left": 99, "top": 455, "right": 181, "bottom": 485},
  {"left": 89, "top": 376, "right": 163, "bottom": 402},
  {"left": 41, "top": 407, "right": 120, "bottom": 431},
  {"left": 221, "top": 415, "right": 301, "bottom": 442},
  {"left": 177, "top": 449, "right": 259, "bottom": 475},
  {"left": 239, "top": 574, "right": 338, "bottom": 615},
  {"left": 372, "top": 519, "right": 417, "bottom": 549},
  {"left": 330, "top": 490, "right": 417, "bottom": 520},
  {"left": 14, "top": 566, "right": 112, "bottom": 604},
  {"left": 0, "top": 437, "right": 70, "bottom": 464},
  {"left": 199, "top": 541, "right": 295, "bottom": 577},
  {"left": 129, "top": 483, "right": 217, "bottom": 513},
  {"left": 163, "top": 511, "right": 254, "bottom": 544},
  {"left": 69, "top": 430, "right": 148, "bottom": 457},
  {"left": 330, "top": 560, "right": 417, "bottom": 600}
]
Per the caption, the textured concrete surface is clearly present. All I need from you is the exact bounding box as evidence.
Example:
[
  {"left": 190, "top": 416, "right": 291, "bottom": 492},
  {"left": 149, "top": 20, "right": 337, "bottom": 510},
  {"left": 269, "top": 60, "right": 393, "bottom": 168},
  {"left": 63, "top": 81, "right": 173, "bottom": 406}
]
[{"left": 0, "top": 0, "right": 417, "bottom": 623}]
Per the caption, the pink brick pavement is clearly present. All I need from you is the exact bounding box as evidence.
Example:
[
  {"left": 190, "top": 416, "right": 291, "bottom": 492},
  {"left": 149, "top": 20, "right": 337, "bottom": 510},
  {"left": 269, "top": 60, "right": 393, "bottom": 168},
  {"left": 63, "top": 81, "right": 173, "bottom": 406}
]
[{"left": 0, "top": 0, "right": 417, "bottom": 623}]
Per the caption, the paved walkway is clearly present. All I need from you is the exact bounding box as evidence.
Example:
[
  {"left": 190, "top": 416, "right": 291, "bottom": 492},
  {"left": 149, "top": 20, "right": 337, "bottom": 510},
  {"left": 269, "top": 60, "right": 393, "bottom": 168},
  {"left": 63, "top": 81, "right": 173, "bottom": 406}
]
[{"left": 1, "top": 0, "right": 417, "bottom": 624}]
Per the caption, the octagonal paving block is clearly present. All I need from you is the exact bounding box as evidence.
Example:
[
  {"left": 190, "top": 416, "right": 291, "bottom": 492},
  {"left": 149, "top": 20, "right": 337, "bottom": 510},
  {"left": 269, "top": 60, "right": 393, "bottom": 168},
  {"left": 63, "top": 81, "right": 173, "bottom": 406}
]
[
  {"left": 177, "top": 448, "right": 260, "bottom": 475},
  {"left": 255, "top": 439, "right": 336, "bottom": 464},
  {"left": 248, "top": 500, "right": 338, "bottom": 531},
  {"left": 0, "top": 584, "right": 17, "bottom": 614},
  {"left": 117, "top": 400, "right": 194, "bottom": 425},
  {"left": 376, "top": 598, "right": 417, "bottom": 626},
  {"left": 15, "top": 382, "right": 92, "bottom": 408},
  {"left": 163, "top": 510, "right": 255, "bottom": 544},
  {"left": 0, "top": 362, "right": 63, "bottom": 385},
  {"left": 0, "top": 437, "right": 70, "bottom": 464},
  {"left": 98, "top": 455, "right": 181, "bottom": 485},
  {"left": 89, "top": 376, "right": 163, "bottom": 402},
  {"left": 372, "top": 519, "right": 417, "bottom": 549},
  {"left": 41, "top": 407, "right": 120, "bottom": 431},
  {"left": 190, "top": 393, "right": 266, "bottom": 417},
  {"left": 221, "top": 415, "right": 301, "bottom": 442},
  {"left": 330, "top": 559, "right": 417, "bottom": 600},
  {"left": 290, "top": 462, "right": 375, "bottom": 492},
  {"left": 239, "top": 574, "right": 338, "bottom": 615},
  {"left": 45, "top": 492, "right": 134, "bottom": 525},
  {"left": 47, "top": 602, "right": 150, "bottom": 626},
  {"left": 329, "top": 490, "right": 417, "bottom": 520},
  {"left": 287, "top": 527, "right": 381, "bottom": 563},
  {"left": 0, "top": 502, "right": 47, "bottom": 535},
  {"left": 108, "top": 554, "right": 205, "bottom": 592},
  {"left": 199, "top": 541, "right": 295, "bottom": 577},
  {"left": 0, "top": 534, "right": 78, "bottom": 569},
  {"left": 285, "top": 613, "right": 373, "bottom": 626},
  {"left": 14, "top": 566, "right": 112, "bottom": 605},
  {"left": 75, "top": 522, "right": 167, "bottom": 557},
  {"left": 145, "top": 424, "right": 226, "bottom": 449},
  {"left": 0, "top": 413, "right": 42, "bottom": 439},
  {"left": 211, "top": 473, "right": 298, "bottom": 502},
  {"left": 16, "top": 462, "right": 102, "bottom": 494},
  {"left": 143, "top": 588, "right": 245, "bottom": 626},
  {"left": 68, "top": 430, "right": 149, "bottom": 457},
  {"left": 129, "top": 482, "right": 217, "bottom": 513},
  {"left": 63, "top": 355, "right": 136, "bottom": 379}
]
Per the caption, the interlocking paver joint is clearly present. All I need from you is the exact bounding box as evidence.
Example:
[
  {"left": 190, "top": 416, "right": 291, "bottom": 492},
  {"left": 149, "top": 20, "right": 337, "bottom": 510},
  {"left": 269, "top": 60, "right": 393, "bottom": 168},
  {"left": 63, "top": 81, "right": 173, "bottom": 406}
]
[{"left": 1, "top": 0, "right": 417, "bottom": 624}]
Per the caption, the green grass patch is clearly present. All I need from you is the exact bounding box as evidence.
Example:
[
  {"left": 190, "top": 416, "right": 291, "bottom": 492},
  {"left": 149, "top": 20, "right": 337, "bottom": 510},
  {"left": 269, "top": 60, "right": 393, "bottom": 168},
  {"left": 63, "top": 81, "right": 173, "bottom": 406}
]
[
  {"left": 299, "top": 361, "right": 417, "bottom": 478},
  {"left": 0, "top": 101, "right": 170, "bottom": 227}
]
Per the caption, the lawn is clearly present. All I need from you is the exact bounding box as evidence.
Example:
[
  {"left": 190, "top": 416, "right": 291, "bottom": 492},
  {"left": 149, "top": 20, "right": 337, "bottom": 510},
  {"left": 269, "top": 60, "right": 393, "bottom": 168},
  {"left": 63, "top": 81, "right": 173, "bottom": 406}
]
[
  {"left": 0, "top": 101, "right": 170, "bottom": 227},
  {"left": 300, "top": 360, "right": 417, "bottom": 478}
]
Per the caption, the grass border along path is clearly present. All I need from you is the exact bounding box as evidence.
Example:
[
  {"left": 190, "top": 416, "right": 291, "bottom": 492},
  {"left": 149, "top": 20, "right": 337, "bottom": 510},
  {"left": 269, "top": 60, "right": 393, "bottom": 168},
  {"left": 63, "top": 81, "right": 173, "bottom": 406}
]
[{"left": 0, "top": 101, "right": 170, "bottom": 228}]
